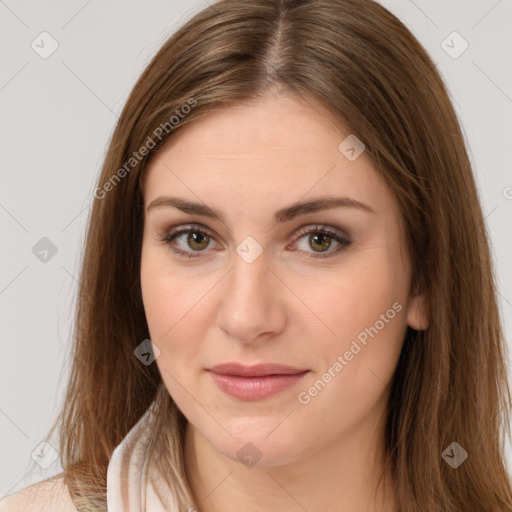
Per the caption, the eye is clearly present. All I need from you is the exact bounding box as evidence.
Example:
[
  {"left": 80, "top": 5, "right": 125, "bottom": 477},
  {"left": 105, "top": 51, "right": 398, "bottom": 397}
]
[
  {"left": 159, "top": 225, "right": 217, "bottom": 258},
  {"left": 157, "top": 224, "right": 351, "bottom": 259},
  {"left": 290, "top": 225, "right": 351, "bottom": 259}
]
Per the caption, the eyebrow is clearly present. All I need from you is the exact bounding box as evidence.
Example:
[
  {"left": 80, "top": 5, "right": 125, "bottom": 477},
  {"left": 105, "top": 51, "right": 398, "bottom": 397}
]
[{"left": 146, "top": 195, "right": 375, "bottom": 223}]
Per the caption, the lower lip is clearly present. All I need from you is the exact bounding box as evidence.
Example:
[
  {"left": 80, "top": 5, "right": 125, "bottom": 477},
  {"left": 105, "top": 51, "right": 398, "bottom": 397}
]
[{"left": 208, "top": 371, "right": 309, "bottom": 401}]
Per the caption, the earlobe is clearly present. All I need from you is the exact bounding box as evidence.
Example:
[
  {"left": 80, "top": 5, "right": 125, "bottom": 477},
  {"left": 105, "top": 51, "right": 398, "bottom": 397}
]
[{"left": 406, "top": 293, "right": 430, "bottom": 330}]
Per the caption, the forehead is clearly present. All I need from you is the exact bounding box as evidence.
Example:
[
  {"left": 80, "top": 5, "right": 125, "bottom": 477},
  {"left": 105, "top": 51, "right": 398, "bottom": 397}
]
[
  {"left": 141, "top": 94, "right": 395, "bottom": 220},
  {"left": 149, "top": 94, "right": 345, "bottom": 163}
]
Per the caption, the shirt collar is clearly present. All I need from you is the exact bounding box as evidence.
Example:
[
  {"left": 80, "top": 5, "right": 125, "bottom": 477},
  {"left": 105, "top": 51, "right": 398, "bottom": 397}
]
[{"left": 106, "top": 400, "right": 179, "bottom": 511}]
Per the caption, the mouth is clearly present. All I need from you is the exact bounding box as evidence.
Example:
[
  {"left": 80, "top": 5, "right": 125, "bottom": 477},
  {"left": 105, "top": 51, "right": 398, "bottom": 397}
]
[{"left": 207, "top": 363, "right": 310, "bottom": 401}]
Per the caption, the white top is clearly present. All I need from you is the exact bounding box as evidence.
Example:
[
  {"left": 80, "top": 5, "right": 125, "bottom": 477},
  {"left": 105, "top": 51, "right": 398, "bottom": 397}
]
[
  {"left": 106, "top": 399, "right": 179, "bottom": 512},
  {"left": 0, "top": 400, "right": 180, "bottom": 512}
]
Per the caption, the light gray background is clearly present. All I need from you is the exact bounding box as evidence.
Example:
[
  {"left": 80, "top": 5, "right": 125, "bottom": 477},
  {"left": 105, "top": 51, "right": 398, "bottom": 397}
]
[{"left": 1, "top": 0, "right": 511, "bottom": 497}]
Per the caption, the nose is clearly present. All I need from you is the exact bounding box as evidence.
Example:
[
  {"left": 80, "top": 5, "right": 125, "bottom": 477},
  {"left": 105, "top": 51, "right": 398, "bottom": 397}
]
[{"left": 216, "top": 252, "right": 287, "bottom": 344}]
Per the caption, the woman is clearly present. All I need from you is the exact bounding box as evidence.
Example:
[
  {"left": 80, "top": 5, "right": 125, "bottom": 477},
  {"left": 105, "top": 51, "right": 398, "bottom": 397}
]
[{"left": 2, "top": 0, "right": 511, "bottom": 511}]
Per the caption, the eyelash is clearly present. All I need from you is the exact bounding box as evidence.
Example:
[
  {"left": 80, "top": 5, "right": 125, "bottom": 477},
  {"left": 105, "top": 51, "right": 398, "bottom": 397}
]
[{"left": 157, "top": 224, "right": 351, "bottom": 260}]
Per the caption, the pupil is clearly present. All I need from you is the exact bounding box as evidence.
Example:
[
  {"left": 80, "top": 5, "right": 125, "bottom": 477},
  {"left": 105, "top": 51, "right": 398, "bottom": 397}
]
[
  {"left": 311, "top": 233, "right": 330, "bottom": 251},
  {"left": 188, "top": 232, "right": 208, "bottom": 249}
]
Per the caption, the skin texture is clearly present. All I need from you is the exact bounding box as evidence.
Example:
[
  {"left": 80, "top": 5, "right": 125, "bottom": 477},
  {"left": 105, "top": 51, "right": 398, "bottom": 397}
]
[{"left": 140, "top": 92, "right": 429, "bottom": 512}]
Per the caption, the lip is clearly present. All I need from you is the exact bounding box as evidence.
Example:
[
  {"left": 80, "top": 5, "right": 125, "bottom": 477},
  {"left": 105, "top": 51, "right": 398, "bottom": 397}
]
[{"left": 207, "top": 363, "right": 309, "bottom": 401}]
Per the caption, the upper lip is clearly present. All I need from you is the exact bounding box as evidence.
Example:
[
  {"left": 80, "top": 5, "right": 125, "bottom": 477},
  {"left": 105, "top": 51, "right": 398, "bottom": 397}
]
[{"left": 208, "top": 363, "right": 308, "bottom": 377}]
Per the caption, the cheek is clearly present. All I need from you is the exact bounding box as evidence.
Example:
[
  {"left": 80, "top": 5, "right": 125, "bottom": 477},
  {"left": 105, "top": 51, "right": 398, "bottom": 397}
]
[
  {"left": 297, "top": 250, "right": 409, "bottom": 352},
  {"left": 140, "top": 256, "right": 208, "bottom": 410},
  {"left": 293, "top": 248, "right": 409, "bottom": 409},
  {"left": 141, "top": 279, "right": 208, "bottom": 359},
  {"left": 141, "top": 240, "right": 200, "bottom": 334},
  {"left": 140, "top": 244, "right": 206, "bottom": 369}
]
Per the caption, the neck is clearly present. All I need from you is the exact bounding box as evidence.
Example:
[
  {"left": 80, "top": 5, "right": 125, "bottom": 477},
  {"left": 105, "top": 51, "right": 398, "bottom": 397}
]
[{"left": 183, "top": 395, "right": 397, "bottom": 512}]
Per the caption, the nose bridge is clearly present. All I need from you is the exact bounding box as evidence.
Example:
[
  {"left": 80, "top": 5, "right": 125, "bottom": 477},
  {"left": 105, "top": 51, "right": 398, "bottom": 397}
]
[
  {"left": 227, "top": 248, "right": 269, "bottom": 308},
  {"left": 227, "top": 232, "right": 269, "bottom": 295},
  {"left": 216, "top": 246, "right": 284, "bottom": 342}
]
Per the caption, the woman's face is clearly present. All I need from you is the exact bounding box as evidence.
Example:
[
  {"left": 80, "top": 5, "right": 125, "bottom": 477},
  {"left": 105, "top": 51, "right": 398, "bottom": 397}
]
[{"left": 140, "top": 93, "right": 427, "bottom": 467}]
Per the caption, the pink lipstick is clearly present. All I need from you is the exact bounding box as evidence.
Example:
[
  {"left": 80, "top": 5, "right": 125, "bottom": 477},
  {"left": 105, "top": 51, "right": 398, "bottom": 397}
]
[{"left": 207, "top": 363, "right": 309, "bottom": 401}]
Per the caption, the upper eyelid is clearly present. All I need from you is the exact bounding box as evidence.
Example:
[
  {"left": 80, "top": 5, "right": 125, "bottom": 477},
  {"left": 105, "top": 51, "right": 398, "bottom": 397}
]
[
  {"left": 162, "top": 223, "right": 350, "bottom": 249},
  {"left": 163, "top": 222, "right": 348, "bottom": 239}
]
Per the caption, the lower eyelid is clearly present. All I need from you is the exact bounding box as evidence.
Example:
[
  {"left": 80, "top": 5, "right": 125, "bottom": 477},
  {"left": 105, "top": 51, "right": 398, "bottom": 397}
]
[{"left": 291, "top": 235, "right": 351, "bottom": 258}]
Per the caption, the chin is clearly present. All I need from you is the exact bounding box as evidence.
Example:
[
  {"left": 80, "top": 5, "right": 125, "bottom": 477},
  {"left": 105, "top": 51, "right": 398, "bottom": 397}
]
[{"left": 208, "top": 425, "right": 307, "bottom": 468}]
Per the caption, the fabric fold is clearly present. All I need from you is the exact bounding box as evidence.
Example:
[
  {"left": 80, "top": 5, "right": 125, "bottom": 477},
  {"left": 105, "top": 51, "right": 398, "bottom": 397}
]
[{"left": 106, "top": 400, "right": 179, "bottom": 511}]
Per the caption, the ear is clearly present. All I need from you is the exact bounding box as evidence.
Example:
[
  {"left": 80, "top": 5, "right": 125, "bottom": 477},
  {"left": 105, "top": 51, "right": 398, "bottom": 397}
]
[{"left": 406, "top": 291, "right": 430, "bottom": 330}]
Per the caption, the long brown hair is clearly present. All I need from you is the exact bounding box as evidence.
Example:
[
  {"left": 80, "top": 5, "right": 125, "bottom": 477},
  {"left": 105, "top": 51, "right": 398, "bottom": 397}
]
[{"left": 41, "top": 0, "right": 512, "bottom": 510}]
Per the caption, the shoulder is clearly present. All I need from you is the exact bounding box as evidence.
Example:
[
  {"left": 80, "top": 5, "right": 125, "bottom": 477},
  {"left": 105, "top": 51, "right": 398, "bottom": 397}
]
[{"left": 0, "top": 474, "right": 78, "bottom": 512}]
